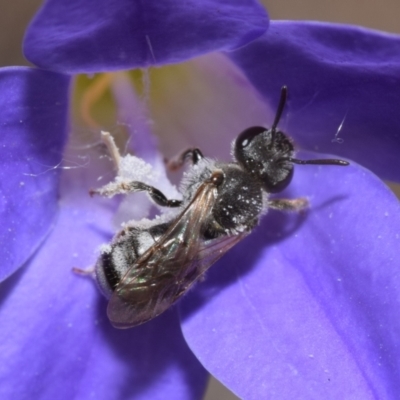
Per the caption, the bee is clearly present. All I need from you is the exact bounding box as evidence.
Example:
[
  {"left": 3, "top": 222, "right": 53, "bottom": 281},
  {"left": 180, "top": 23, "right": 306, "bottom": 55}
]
[{"left": 87, "top": 86, "right": 349, "bottom": 329}]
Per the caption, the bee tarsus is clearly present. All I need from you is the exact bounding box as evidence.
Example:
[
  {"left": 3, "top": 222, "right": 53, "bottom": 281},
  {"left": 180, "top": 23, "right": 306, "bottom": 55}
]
[{"left": 165, "top": 148, "right": 204, "bottom": 171}]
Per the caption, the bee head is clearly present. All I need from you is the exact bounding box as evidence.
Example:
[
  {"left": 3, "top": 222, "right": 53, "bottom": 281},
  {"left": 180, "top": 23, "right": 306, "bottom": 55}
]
[
  {"left": 234, "top": 86, "right": 294, "bottom": 193},
  {"left": 234, "top": 125, "right": 294, "bottom": 193},
  {"left": 234, "top": 86, "right": 349, "bottom": 193}
]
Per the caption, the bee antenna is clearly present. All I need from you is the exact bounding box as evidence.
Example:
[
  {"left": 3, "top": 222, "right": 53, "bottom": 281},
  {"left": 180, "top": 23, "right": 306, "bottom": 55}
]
[
  {"left": 289, "top": 157, "right": 349, "bottom": 166},
  {"left": 270, "top": 86, "right": 288, "bottom": 145}
]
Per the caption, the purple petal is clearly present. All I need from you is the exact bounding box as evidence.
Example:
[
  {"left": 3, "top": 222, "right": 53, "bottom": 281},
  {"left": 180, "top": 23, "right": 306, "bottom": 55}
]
[
  {"left": 0, "top": 67, "right": 69, "bottom": 281},
  {"left": 136, "top": 53, "right": 273, "bottom": 162},
  {"left": 24, "top": 0, "right": 268, "bottom": 74},
  {"left": 228, "top": 21, "right": 400, "bottom": 182},
  {"left": 180, "top": 157, "right": 400, "bottom": 399},
  {"left": 0, "top": 147, "right": 208, "bottom": 400}
]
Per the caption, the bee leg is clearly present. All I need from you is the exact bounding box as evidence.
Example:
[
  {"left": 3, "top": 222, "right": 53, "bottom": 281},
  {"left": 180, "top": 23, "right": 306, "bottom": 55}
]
[
  {"left": 89, "top": 181, "right": 182, "bottom": 207},
  {"left": 268, "top": 198, "right": 309, "bottom": 212},
  {"left": 92, "top": 181, "right": 183, "bottom": 207},
  {"left": 165, "top": 148, "right": 204, "bottom": 171},
  {"left": 127, "top": 182, "right": 183, "bottom": 207}
]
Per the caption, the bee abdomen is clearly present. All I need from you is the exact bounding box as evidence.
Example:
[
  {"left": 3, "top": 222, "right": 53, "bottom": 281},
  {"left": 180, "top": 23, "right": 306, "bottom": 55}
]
[
  {"left": 95, "top": 223, "right": 170, "bottom": 298},
  {"left": 101, "top": 251, "right": 121, "bottom": 291},
  {"left": 95, "top": 238, "right": 138, "bottom": 298}
]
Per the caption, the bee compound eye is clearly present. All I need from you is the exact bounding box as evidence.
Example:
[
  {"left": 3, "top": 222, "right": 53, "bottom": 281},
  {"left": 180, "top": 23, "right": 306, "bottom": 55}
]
[
  {"left": 264, "top": 165, "right": 294, "bottom": 193},
  {"left": 235, "top": 126, "right": 266, "bottom": 150}
]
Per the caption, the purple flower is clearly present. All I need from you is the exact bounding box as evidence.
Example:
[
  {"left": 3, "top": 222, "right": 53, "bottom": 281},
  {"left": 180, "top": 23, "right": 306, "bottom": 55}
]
[{"left": 1, "top": 1, "right": 400, "bottom": 399}]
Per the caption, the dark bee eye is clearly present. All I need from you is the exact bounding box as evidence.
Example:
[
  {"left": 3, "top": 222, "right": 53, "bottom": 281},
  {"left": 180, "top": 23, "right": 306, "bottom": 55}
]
[
  {"left": 235, "top": 126, "right": 266, "bottom": 150},
  {"left": 264, "top": 165, "right": 294, "bottom": 193}
]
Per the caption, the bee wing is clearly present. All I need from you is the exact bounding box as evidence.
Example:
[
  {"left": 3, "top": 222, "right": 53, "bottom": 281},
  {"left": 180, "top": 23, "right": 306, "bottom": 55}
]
[
  {"left": 195, "top": 231, "right": 246, "bottom": 275},
  {"left": 107, "top": 180, "right": 223, "bottom": 328}
]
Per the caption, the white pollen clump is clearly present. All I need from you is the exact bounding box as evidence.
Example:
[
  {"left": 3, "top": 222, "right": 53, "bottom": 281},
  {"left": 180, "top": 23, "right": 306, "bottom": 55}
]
[
  {"left": 97, "top": 131, "right": 165, "bottom": 192},
  {"left": 118, "top": 154, "right": 158, "bottom": 184},
  {"left": 98, "top": 131, "right": 181, "bottom": 228},
  {"left": 100, "top": 155, "right": 160, "bottom": 198}
]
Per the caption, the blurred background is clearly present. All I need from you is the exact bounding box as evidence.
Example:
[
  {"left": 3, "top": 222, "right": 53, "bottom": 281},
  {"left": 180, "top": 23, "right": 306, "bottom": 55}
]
[{"left": 1, "top": 0, "right": 398, "bottom": 398}]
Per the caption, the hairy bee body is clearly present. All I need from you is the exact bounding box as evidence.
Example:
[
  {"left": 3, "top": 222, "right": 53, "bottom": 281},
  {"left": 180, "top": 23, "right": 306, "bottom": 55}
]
[
  {"left": 87, "top": 87, "right": 348, "bottom": 329},
  {"left": 96, "top": 221, "right": 170, "bottom": 298},
  {"left": 95, "top": 159, "right": 264, "bottom": 300}
]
